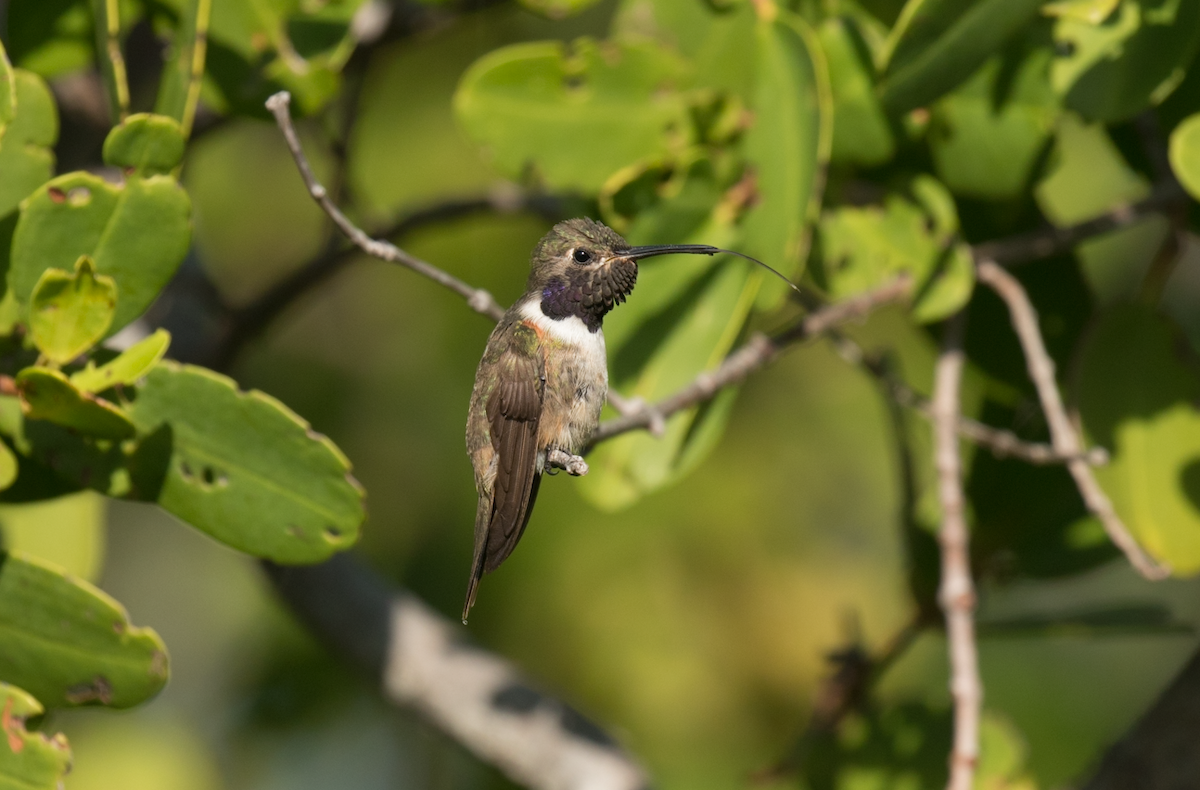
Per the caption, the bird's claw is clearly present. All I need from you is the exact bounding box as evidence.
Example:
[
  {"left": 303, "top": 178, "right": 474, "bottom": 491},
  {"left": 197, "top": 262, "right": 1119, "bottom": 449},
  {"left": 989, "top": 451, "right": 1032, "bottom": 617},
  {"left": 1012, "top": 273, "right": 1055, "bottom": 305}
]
[{"left": 546, "top": 448, "right": 589, "bottom": 476}]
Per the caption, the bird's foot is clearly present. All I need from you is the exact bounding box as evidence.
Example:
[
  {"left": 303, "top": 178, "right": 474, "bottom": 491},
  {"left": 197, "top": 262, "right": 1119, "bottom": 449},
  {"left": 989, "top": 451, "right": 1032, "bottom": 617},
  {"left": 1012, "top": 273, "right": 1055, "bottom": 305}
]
[{"left": 546, "top": 448, "right": 589, "bottom": 476}]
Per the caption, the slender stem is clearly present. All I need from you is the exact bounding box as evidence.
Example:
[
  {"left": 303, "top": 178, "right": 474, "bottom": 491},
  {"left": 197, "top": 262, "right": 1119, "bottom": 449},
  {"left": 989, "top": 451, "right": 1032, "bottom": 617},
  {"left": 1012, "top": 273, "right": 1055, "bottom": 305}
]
[
  {"left": 264, "top": 91, "right": 505, "bottom": 321},
  {"left": 588, "top": 275, "right": 916, "bottom": 445},
  {"left": 976, "top": 261, "right": 1170, "bottom": 580},
  {"left": 971, "top": 182, "right": 1186, "bottom": 268},
  {"left": 180, "top": 0, "right": 212, "bottom": 138},
  {"left": 98, "top": 0, "right": 130, "bottom": 121},
  {"left": 830, "top": 335, "right": 1108, "bottom": 467},
  {"left": 931, "top": 313, "right": 981, "bottom": 790}
]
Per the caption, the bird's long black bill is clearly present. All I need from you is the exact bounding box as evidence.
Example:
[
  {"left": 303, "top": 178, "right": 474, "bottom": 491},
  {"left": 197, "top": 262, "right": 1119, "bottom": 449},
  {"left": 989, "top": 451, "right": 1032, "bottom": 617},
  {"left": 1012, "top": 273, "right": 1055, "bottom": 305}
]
[{"left": 622, "top": 245, "right": 803, "bottom": 297}]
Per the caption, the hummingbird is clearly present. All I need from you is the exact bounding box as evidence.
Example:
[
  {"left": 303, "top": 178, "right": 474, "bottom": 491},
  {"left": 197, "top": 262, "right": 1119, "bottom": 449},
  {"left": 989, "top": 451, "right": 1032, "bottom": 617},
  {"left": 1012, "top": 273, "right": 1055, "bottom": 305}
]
[{"left": 462, "top": 217, "right": 738, "bottom": 621}]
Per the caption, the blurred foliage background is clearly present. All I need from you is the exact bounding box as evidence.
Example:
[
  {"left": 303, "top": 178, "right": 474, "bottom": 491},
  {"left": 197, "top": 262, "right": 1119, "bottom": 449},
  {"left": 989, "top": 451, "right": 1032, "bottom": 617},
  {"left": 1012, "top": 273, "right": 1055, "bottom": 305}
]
[{"left": 4, "top": 0, "right": 1200, "bottom": 788}]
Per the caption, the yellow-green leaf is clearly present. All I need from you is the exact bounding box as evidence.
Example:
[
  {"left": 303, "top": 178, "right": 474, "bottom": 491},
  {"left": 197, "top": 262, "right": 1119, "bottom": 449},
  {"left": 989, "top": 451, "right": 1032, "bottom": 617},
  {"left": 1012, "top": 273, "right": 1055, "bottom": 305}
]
[
  {"left": 71, "top": 329, "right": 171, "bottom": 393},
  {"left": 1169, "top": 112, "right": 1200, "bottom": 202},
  {"left": 17, "top": 367, "right": 135, "bottom": 440},
  {"left": 28, "top": 256, "right": 117, "bottom": 364},
  {"left": 0, "top": 683, "right": 71, "bottom": 789}
]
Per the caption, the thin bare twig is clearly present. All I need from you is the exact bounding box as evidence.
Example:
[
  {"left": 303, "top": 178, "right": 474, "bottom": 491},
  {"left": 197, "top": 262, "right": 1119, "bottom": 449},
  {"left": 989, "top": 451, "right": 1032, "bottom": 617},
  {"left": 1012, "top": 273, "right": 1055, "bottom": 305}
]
[
  {"left": 932, "top": 313, "right": 981, "bottom": 790},
  {"left": 831, "top": 336, "right": 1108, "bottom": 467},
  {"left": 971, "top": 182, "right": 1187, "bottom": 268},
  {"left": 976, "top": 261, "right": 1169, "bottom": 580},
  {"left": 588, "top": 275, "right": 916, "bottom": 445},
  {"left": 265, "top": 91, "right": 505, "bottom": 321}
]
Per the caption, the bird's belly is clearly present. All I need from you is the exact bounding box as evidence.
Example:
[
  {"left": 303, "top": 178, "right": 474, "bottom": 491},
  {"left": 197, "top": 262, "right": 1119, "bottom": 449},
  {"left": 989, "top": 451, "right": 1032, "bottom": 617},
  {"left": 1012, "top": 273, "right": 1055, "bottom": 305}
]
[{"left": 519, "top": 308, "right": 608, "bottom": 455}]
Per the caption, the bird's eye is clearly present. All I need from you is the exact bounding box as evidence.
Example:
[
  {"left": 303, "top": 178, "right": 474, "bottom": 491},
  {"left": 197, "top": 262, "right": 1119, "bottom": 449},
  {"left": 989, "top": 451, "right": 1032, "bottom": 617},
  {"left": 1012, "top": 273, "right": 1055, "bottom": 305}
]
[{"left": 572, "top": 248, "right": 593, "bottom": 264}]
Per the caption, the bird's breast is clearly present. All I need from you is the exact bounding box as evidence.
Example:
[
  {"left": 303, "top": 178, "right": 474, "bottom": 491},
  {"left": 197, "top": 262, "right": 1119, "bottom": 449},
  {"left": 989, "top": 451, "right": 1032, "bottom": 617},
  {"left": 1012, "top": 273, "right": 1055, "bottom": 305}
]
[{"left": 518, "top": 301, "right": 608, "bottom": 453}]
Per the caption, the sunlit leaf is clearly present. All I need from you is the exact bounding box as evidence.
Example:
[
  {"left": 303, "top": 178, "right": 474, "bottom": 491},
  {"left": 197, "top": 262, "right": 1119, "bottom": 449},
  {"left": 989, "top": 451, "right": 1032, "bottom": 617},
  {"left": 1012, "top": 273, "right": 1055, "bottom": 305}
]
[
  {"left": 71, "top": 329, "right": 171, "bottom": 393},
  {"left": 28, "top": 257, "right": 117, "bottom": 365},
  {"left": 0, "top": 492, "right": 105, "bottom": 581},
  {"left": 518, "top": 0, "right": 605, "bottom": 19},
  {"left": 1076, "top": 305, "right": 1200, "bottom": 574},
  {"left": 0, "top": 683, "right": 71, "bottom": 790},
  {"left": 819, "top": 16, "right": 895, "bottom": 167},
  {"left": 454, "top": 38, "right": 690, "bottom": 192},
  {"left": 0, "top": 41, "right": 15, "bottom": 128},
  {"left": 0, "top": 69, "right": 56, "bottom": 219},
  {"left": 0, "top": 550, "right": 168, "bottom": 708},
  {"left": 1169, "top": 112, "right": 1200, "bottom": 201},
  {"left": 102, "top": 113, "right": 186, "bottom": 177},
  {"left": 817, "top": 178, "right": 971, "bottom": 323},
  {"left": 928, "top": 41, "right": 1057, "bottom": 200},
  {"left": 741, "top": 11, "right": 829, "bottom": 310},
  {"left": 0, "top": 444, "right": 16, "bottom": 493},
  {"left": 17, "top": 367, "right": 135, "bottom": 441},
  {"left": 1042, "top": 0, "right": 1120, "bottom": 24},
  {"left": 878, "top": 0, "right": 1044, "bottom": 113},
  {"left": 1034, "top": 113, "right": 1167, "bottom": 303},
  {"left": 10, "top": 171, "right": 191, "bottom": 334}
]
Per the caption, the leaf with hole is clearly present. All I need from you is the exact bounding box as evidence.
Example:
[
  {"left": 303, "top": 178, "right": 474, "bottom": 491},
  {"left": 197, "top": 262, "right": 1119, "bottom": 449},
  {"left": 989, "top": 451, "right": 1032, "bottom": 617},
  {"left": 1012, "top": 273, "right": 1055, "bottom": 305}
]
[
  {"left": 454, "top": 38, "right": 690, "bottom": 192},
  {"left": 878, "top": 0, "right": 1044, "bottom": 113},
  {"left": 1051, "top": 0, "right": 1200, "bottom": 123},
  {"left": 28, "top": 256, "right": 116, "bottom": 365},
  {"left": 102, "top": 113, "right": 186, "bottom": 177},
  {"left": 71, "top": 328, "right": 171, "bottom": 393},
  {"left": 123, "top": 362, "right": 365, "bottom": 563},
  {"left": 10, "top": 171, "right": 191, "bottom": 334},
  {"left": 1076, "top": 305, "right": 1200, "bottom": 575},
  {"left": 0, "top": 683, "right": 71, "bottom": 789},
  {"left": 0, "top": 550, "right": 168, "bottom": 708},
  {"left": 17, "top": 367, "right": 135, "bottom": 441}
]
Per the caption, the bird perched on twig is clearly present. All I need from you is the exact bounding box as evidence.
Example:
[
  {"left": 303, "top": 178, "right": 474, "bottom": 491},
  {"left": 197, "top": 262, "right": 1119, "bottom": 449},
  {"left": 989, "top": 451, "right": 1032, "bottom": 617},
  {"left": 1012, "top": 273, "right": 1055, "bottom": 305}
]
[{"left": 461, "top": 218, "right": 729, "bottom": 621}]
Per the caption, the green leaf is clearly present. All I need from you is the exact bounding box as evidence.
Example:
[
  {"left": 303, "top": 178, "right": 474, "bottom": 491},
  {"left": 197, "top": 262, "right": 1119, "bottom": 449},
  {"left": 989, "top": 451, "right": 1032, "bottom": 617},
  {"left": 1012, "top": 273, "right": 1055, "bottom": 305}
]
[
  {"left": 454, "top": 38, "right": 690, "bottom": 192},
  {"left": 0, "top": 683, "right": 71, "bottom": 790},
  {"left": 28, "top": 256, "right": 117, "bottom": 365},
  {"left": 18, "top": 367, "right": 136, "bottom": 441},
  {"left": 816, "top": 177, "right": 971, "bottom": 322},
  {"left": 0, "top": 70, "right": 58, "bottom": 222},
  {"left": 0, "top": 444, "right": 16, "bottom": 494},
  {"left": 741, "top": 11, "right": 829, "bottom": 309},
  {"left": 193, "top": 0, "right": 363, "bottom": 117},
  {"left": 1034, "top": 114, "right": 1167, "bottom": 303},
  {"left": 1052, "top": 0, "right": 1200, "bottom": 123},
  {"left": 0, "top": 41, "right": 15, "bottom": 129},
  {"left": 1043, "top": 0, "right": 1120, "bottom": 24},
  {"left": 1076, "top": 305, "right": 1200, "bottom": 574},
  {"left": 819, "top": 16, "right": 895, "bottom": 167},
  {"left": 10, "top": 171, "right": 191, "bottom": 334},
  {"left": 123, "top": 362, "right": 364, "bottom": 563},
  {"left": 928, "top": 41, "right": 1057, "bottom": 200},
  {"left": 102, "top": 114, "right": 186, "bottom": 177},
  {"left": 0, "top": 492, "right": 105, "bottom": 582},
  {"left": 0, "top": 550, "right": 168, "bottom": 708},
  {"left": 1169, "top": 112, "right": 1200, "bottom": 202},
  {"left": 71, "top": 329, "right": 171, "bottom": 393},
  {"left": 518, "top": 0, "right": 605, "bottom": 19},
  {"left": 4, "top": 0, "right": 94, "bottom": 79},
  {"left": 878, "top": 0, "right": 1044, "bottom": 114}
]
